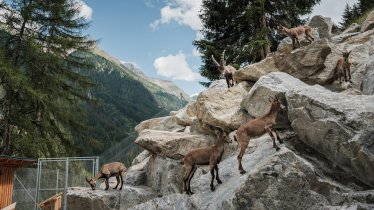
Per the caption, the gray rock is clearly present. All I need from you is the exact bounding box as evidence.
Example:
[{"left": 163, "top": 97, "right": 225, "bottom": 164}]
[
  {"left": 274, "top": 39, "right": 337, "bottom": 85},
  {"left": 128, "top": 194, "right": 197, "bottom": 210},
  {"left": 135, "top": 130, "right": 214, "bottom": 159},
  {"left": 132, "top": 150, "right": 150, "bottom": 165},
  {"left": 174, "top": 101, "right": 197, "bottom": 126},
  {"left": 195, "top": 82, "right": 251, "bottom": 130},
  {"left": 361, "top": 10, "right": 374, "bottom": 32},
  {"left": 145, "top": 156, "right": 184, "bottom": 196},
  {"left": 234, "top": 56, "right": 277, "bottom": 82},
  {"left": 331, "top": 32, "right": 360, "bottom": 44},
  {"left": 342, "top": 23, "right": 361, "bottom": 34},
  {"left": 134, "top": 116, "right": 185, "bottom": 134},
  {"left": 125, "top": 157, "right": 149, "bottom": 186},
  {"left": 66, "top": 186, "right": 157, "bottom": 210},
  {"left": 308, "top": 15, "right": 333, "bottom": 39},
  {"left": 241, "top": 72, "right": 307, "bottom": 128},
  {"left": 286, "top": 85, "right": 374, "bottom": 187}
]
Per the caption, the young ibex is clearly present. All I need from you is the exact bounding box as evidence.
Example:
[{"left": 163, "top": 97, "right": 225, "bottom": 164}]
[
  {"left": 211, "top": 50, "right": 237, "bottom": 88},
  {"left": 279, "top": 25, "right": 314, "bottom": 49},
  {"left": 86, "top": 162, "right": 127, "bottom": 190},
  {"left": 182, "top": 127, "right": 232, "bottom": 195},
  {"left": 234, "top": 96, "right": 285, "bottom": 174},
  {"left": 336, "top": 50, "right": 352, "bottom": 84}
]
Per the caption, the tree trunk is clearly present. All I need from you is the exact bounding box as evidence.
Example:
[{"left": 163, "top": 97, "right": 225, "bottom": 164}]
[{"left": 260, "top": 0, "right": 270, "bottom": 60}]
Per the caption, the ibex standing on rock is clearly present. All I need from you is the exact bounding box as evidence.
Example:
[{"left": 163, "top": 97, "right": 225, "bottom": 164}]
[
  {"left": 279, "top": 25, "right": 314, "bottom": 50},
  {"left": 182, "top": 127, "right": 232, "bottom": 195},
  {"left": 336, "top": 50, "right": 352, "bottom": 84},
  {"left": 234, "top": 96, "right": 285, "bottom": 174},
  {"left": 86, "top": 162, "right": 127, "bottom": 190},
  {"left": 212, "top": 50, "right": 237, "bottom": 88}
]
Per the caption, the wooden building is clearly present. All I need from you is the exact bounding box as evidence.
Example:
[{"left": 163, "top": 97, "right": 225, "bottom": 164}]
[{"left": 0, "top": 156, "right": 36, "bottom": 209}]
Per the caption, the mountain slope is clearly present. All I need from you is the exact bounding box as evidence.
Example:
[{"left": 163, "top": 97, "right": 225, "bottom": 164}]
[{"left": 72, "top": 49, "right": 189, "bottom": 162}]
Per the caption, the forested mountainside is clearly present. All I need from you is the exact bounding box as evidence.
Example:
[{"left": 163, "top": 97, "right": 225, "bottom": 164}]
[{"left": 71, "top": 50, "right": 189, "bottom": 162}]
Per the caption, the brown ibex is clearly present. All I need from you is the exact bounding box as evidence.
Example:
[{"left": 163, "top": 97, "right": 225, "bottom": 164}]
[
  {"left": 182, "top": 127, "right": 232, "bottom": 195},
  {"left": 279, "top": 25, "right": 314, "bottom": 49},
  {"left": 234, "top": 96, "right": 285, "bottom": 174},
  {"left": 336, "top": 50, "right": 352, "bottom": 84},
  {"left": 86, "top": 162, "right": 127, "bottom": 190},
  {"left": 211, "top": 50, "right": 237, "bottom": 88}
]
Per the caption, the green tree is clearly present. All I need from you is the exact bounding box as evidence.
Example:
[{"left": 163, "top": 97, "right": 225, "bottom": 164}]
[
  {"left": 0, "top": 0, "right": 95, "bottom": 157},
  {"left": 194, "top": 0, "right": 320, "bottom": 86}
]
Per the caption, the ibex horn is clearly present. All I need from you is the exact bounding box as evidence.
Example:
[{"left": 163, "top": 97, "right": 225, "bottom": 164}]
[
  {"left": 221, "top": 50, "right": 226, "bottom": 61},
  {"left": 85, "top": 177, "right": 90, "bottom": 183}
]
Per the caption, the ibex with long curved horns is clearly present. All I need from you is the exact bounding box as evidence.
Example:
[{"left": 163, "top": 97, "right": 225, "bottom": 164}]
[{"left": 211, "top": 50, "right": 237, "bottom": 88}]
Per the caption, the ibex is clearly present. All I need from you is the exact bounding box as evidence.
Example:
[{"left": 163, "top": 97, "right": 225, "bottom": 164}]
[
  {"left": 182, "top": 127, "right": 232, "bottom": 195},
  {"left": 86, "top": 162, "right": 127, "bottom": 190},
  {"left": 279, "top": 25, "right": 314, "bottom": 49},
  {"left": 234, "top": 96, "right": 285, "bottom": 174},
  {"left": 211, "top": 50, "right": 237, "bottom": 88},
  {"left": 336, "top": 50, "right": 352, "bottom": 84}
]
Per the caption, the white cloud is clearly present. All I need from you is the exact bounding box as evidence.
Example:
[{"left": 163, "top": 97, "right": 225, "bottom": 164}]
[
  {"left": 192, "top": 48, "right": 201, "bottom": 57},
  {"left": 73, "top": 0, "right": 93, "bottom": 20},
  {"left": 154, "top": 51, "right": 201, "bottom": 81},
  {"left": 150, "top": 0, "right": 202, "bottom": 31}
]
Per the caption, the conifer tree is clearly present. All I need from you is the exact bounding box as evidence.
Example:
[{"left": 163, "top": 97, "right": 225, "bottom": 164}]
[
  {"left": 0, "top": 0, "right": 95, "bottom": 157},
  {"left": 194, "top": 0, "right": 320, "bottom": 86}
]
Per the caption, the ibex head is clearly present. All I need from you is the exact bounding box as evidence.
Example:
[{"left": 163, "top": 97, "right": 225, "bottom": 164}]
[
  {"left": 269, "top": 95, "right": 285, "bottom": 111},
  {"left": 85, "top": 177, "right": 97, "bottom": 190}
]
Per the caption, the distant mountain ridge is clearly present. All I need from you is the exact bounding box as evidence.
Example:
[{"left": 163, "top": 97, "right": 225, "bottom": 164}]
[{"left": 91, "top": 46, "right": 191, "bottom": 101}]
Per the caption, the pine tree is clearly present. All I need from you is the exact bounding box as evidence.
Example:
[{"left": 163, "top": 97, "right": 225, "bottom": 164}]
[
  {"left": 0, "top": 0, "right": 95, "bottom": 157},
  {"left": 358, "top": 0, "right": 374, "bottom": 14},
  {"left": 194, "top": 0, "right": 321, "bottom": 86},
  {"left": 340, "top": 3, "right": 353, "bottom": 28}
]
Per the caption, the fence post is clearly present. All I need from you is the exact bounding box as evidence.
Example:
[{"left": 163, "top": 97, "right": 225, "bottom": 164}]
[{"left": 63, "top": 158, "right": 69, "bottom": 210}]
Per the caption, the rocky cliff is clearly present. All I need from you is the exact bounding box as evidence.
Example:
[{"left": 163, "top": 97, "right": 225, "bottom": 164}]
[{"left": 67, "top": 13, "right": 374, "bottom": 210}]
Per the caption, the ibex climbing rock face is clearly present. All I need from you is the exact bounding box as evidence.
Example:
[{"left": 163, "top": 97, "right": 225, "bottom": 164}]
[
  {"left": 278, "top": 25, "right": 314, "bottom": 50},
  {"left": 211, "top": 50, "right": 237, "bottom": 88},
  {"left": 336, "top": 50, "right": 352, "bottom": 84},
  {"left": 234, "top": 96, "right": 285, "bottom": 174},
  {"left": 182, "top": 127, "right": 232, "bottom": 195},
  {"left": 85, "top": 162, "right": 127, "bottom": 190}
]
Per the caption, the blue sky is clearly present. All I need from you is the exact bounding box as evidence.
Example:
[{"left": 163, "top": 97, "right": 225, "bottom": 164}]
[{"left": 78, "top": 0, "right": 358, "bottom": 96}]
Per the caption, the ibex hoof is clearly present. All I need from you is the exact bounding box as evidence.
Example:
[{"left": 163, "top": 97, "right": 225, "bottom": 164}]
[
  {"left": 275, "top": 147, "right": 280, "bottom": 151},
  {"left": 279, "top": 140, "right": 284, "bottom": 144},
  {"left": 240, "top": 170, "right": 247, "bottom": 174},
  {"left": 211, "top": 186, "right": 215, "bottom": 191},
  {"left": 217, "top": 180, "right": 222, "bottom": 184}
]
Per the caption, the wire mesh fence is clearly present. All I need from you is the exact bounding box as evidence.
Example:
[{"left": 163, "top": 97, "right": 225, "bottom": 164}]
[{"left": 12, "top": 157, "right": 99, "bottom": 210}]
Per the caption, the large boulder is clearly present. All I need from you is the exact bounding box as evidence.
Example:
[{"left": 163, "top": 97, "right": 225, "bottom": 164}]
[
  {"left": 124, "top": 156, "right": 150, "bottom": 186},
  {"left": 145, "top": 155, "right": 184, "bottom": 196},
  {"left": 361, "top": 10, "right": 374, "bottom": 32},
  {"left": 134, "top": 116, "right": 184, "bottom": 134},
  {"left": 174, "top": 101, "right": 197, "bottom": 126},
  {"left": 135, "top": 130, "right": 214, "bottom": 159},
  {"left": 237, "top": 39, "right": 340, "bottom": 85},
  {"left": 234, "top": 56, "right": 277, "bottom": 82},
  {"left": 286, "top": 85, "right": 374, "bottom": 187},
  {"left": 241, "top": 72, "right": 306, "bottom": 128},
  {"left": 66, "top": 186, "right": 157, "bottom": 210},
  {"left": 195, "top": 82, "right": 251, "bottom": 130},
  {"left": 308, "top": 15, "right": 333, "bottom": 39},
  {"left": 274, "top": 39, "right": 338, "bottom": 85}
]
